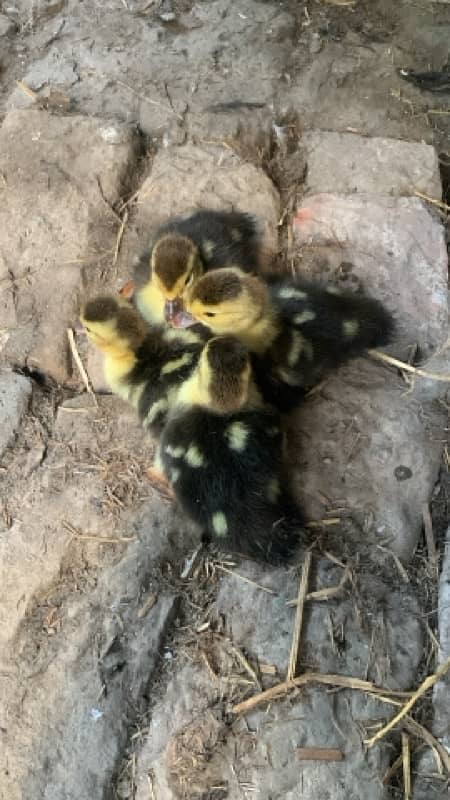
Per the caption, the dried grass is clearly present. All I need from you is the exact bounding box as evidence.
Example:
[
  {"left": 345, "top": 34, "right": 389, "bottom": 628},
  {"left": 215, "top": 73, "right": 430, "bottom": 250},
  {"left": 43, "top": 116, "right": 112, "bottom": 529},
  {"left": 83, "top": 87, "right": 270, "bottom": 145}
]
[
  {"left": 369, "top": 349, "right": 450, "bottom": 383},
  {"left": 232, "top": 672, "right": 411, "bottom": 716},
  {"left": 366, "top": 654, "right": 450, "bottom": 748},
  {"left": 67, "top": 327, "right": 98, "bottom": 406},
  {"left": 287, "top": 551, "right": 312, "bottom": 680}
]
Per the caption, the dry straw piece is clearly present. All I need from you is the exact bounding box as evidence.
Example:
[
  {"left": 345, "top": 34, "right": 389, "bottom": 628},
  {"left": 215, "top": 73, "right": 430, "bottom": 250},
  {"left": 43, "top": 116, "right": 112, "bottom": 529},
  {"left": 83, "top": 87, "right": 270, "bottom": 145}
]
[
  {"left": 232, "top": 672, "right": 411, "bottom": 716},
  {"left": 296, "top": 747, "right": 344, "bottom": 762},
  {"left": 67, "top": 327, "right": 98, "bottom": 407},
  {"left": 402, "top": 733, "right": 411, "bottom": 800},
  {"left": 369, "top": 349, "right": 450, "bottom": 383},
  {"left": 287, "top": 550, "right": 312, "bottom": 681},
  {"left": 366, "top": 654, "right": 450, "bottom": 748}
]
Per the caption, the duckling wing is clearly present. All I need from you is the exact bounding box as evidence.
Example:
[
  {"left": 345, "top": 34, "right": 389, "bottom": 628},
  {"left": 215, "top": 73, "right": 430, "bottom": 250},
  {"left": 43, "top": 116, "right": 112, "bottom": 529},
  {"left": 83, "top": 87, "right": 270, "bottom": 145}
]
[
  {"left": 126, "top": 327, "right": 208, "bottom": 437},
  {"left": 257, "top": 276, "right": 394, "bottom": 411}
]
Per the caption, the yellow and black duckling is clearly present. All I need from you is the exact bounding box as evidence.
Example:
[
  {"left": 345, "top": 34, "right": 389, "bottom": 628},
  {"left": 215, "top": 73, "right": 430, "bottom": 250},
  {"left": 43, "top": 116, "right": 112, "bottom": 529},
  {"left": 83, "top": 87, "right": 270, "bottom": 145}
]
[
  {"left": 184, "top": 269, "right": 394, "bottom": 412},
  {"left": 134, "top": 208, "right": 262, "bottom": 327},
  {"left": 156, "top": 335, "right": 306, "bottom": 566},
  {"left": 80, "top": 294, "right": 210, "bottom": 438}
]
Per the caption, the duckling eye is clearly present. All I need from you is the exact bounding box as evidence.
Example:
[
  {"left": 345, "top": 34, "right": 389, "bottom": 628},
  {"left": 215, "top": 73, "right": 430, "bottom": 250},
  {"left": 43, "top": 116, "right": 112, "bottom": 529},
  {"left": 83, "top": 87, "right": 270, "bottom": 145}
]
[{"left": 204, "top": 312, "right": 216, "bottom": 318}]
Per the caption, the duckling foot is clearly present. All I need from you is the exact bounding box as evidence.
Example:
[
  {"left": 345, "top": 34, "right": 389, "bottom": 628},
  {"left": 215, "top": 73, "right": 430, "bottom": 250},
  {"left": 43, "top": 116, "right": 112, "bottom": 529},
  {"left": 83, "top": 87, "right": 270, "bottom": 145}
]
[{"left": 146, "top": 466, "right": 174, "bottom": 502}]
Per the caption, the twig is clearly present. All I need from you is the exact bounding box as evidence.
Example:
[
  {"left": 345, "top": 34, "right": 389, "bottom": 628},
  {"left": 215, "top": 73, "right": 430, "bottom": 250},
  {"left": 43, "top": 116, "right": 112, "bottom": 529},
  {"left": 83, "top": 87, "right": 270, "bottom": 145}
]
[
  {"left": 368, "top": 349, "right": 450, "bottom": 383},
  {"left": 376, "top": 694, "right": 450, "bottom": 775},
  {"left": 16, "top": 80, "right": 39, "bottom": 102},
  {"left": 63, "top": 520, "right": 136, "bottom": 544},
  {"left": 306, "top": 517, "right": 341, "bottom": 528},
  {"left": 404, "top": 716, "right": 450, "bottom": 775},
  {"left": 137, "top": 592, "right": 158, "bottom": 619},
  {"left": 422, "top": 503, "right": 438, "bottom": 567},
  {"left": 67, "top": 328, "right": 98, "bottom": 407},
  {"left": 227, "top": 641, "right": 262, "bottom": 691},
  {"left": 287, "top": 564, "right": 352, "bottom": 606},
  {"left": 112, "top": 208, "right": 129, "bottom": 267},
  {"left": 323, "top": 550, "right": 347, "bottom": 569},
  {"left": 366, "top": 654, "right": 450, "bottom": 748},
  {"left": 377, "top": 545, "right": 410, "bottom": 583},
  {"left": 296, "top": 747, "right": 344, "bottom": 761},
  {"left": 215, "top": 564, "right": 277, "bottom": 595},
  {"left": 96, "top": 176, "right": 122, "bottom": 223},
  {"left": 287, "top": 551, "right": 312, "bottom": 680},
  {"left": 414, "top": 190, "right": 450, "bottom": 213},
  {"left": 118, "top": 187, "right": 141, "bottom": 213},
  {"left": 383, "top": 752, "right": 405, "bottom": 786},
  {"left": 232, "top": 672, "right": 411, "bottom": 716},
  {"left": 402, "top": 732, "right": 411, "bottom": 800},
  {"left": 116, "top": 79, "right": 184, "bottom": 120}
]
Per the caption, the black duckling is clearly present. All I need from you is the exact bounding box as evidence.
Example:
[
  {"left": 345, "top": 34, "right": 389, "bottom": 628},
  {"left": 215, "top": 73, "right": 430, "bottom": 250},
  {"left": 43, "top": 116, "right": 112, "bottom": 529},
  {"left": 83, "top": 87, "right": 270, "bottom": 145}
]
[
  {"left": 184, "top": 268, "right": 394, "bottom": 412},
  {"left": 134, "top": 208, "right": 262, "bottom": 327},
  {"left": 80, "top": 294, "right": 210, "bottom": 438},
  {"left": 157, "top": 335, "right": 306, "bottom": 566}
]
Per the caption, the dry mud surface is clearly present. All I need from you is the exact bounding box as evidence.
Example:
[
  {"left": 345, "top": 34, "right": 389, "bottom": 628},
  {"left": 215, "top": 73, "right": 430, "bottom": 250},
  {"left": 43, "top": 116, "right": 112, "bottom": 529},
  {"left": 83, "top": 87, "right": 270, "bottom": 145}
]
[{"left": 0, "top": 2, "right": 450, "bottom": 799}]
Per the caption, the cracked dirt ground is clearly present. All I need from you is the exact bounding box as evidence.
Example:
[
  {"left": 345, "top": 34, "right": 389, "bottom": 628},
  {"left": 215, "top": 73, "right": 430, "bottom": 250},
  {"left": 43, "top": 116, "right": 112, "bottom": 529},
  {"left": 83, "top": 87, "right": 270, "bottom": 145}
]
[{"left": 0, "top": 1, "right": 450, "bottom": 799}]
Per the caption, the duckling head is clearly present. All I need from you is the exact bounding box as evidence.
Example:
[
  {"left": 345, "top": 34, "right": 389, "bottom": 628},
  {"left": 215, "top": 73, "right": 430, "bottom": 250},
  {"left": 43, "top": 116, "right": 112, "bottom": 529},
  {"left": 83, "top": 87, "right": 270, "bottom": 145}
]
[
  {"left": 198, "top": 335, "right": 252, "bottom": 413},
  {"left": 185, "top": 268, "right": 269, "bottom": 336},
  {"left": 151, "top": 233, "right": 204, "bottom": 323},
  {"left": 80, "top": 295, "right": 147, "bottom": 358}
]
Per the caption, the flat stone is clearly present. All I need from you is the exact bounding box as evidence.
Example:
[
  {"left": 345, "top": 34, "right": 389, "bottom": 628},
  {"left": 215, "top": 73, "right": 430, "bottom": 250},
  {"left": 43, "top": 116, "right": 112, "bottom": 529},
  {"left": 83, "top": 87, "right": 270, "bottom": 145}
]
[
  {"left": 0, "top": 109, "right": 140, "bottom": 381},
  {"left": 0, "top": 371, "right": 32, "bottom": 457},
  {"left": 293, "top": 193, "right": 448, "bottom": 357},
  {"left": 302, "top": 131, "right": 442, "bottom": 196},
  {"left": 0, "top": 388, "right": 193, "bottom": 800},
  {"left": 287, "top": 358, "right": 446, "bottom": 561},
  {"left": 116, "top": 142, "right": 280, "bottom": 285},
  {"left": 135, "top": 559, "right": 423, "bottom": 799},
  {"left": 1, "top": 581, "right": 179, "bottom": 800}
]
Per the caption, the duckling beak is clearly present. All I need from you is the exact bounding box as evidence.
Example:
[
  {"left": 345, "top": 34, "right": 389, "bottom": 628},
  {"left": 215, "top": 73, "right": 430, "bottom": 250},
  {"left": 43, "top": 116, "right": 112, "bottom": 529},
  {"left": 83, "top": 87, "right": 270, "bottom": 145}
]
[
  {"left": 164, "top": 298, "right": 197, "bottom": 328},
  {"left": 172, "top": 310, "right": 198, "bottom": 328}
]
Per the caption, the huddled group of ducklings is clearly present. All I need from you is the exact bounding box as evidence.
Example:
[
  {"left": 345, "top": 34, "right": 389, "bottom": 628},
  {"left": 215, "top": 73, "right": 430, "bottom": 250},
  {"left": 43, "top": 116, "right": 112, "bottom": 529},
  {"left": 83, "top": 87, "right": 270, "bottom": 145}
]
[{"left": 81, "top": 209, "right": 394, "bottom": 566}]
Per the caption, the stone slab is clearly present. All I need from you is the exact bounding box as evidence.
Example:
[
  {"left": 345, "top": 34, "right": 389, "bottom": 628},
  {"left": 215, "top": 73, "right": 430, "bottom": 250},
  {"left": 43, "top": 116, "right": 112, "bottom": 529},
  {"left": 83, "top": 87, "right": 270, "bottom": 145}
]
[
  {"left": 0, "top": 371, "right": 32, "bottom": 457},
  {"left": 0, "top": 389, "right": 195, "bottom": 800},
  {"left": 117, "top": 142, "right": 281, "bottom": 287},
  {"left": 286, "top": 358, "right": 446, "bottom": 562},
  {"left": 302, "top": 131, "right": 442, "bottom": 197},
  {"left": 135, "top": 559, "right": 423, "bottom": 799},
  {"left": 293, "top": 193, "right": 448, "bottom": 358},
  {"left": 0, "top": 109, "right": 139, "bottom": 381}
]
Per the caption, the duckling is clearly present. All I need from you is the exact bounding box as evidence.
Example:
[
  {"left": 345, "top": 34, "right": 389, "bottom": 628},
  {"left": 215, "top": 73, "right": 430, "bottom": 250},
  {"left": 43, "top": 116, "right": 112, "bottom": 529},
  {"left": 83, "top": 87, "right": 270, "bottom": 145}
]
[
  {"left": 157, "top": 335, "right": 306, "bottom": 566},
  {"left": 184, "top": 268, "right": 394, "bottom": 412},
  {"left": 134, "top": 209, "right": 262, "bottom": 327},
  {"left": 80, "top": 294, "right": 210, "bottom": 438}
]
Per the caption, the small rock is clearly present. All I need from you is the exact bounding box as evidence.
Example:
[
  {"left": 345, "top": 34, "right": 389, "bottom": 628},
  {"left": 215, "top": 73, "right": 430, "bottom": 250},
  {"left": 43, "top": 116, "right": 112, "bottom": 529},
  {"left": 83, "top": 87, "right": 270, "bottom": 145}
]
[
  {"left": 159, "top": 11, "right": 176, "bottom": 22},
  {"left": 99, "top": 125, "right": 133, "bottom": 145},
  {"left": 309, "top": 33, "right": 322, "bottom": 55},
  {"left": 0, "top": 13, "right": 16, "bottom": 36},
  {"left": 0, "top": 371, "right": 32, "bottom": 458}
]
